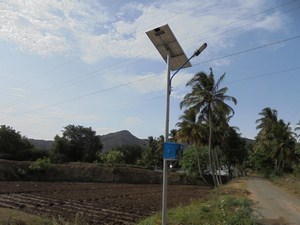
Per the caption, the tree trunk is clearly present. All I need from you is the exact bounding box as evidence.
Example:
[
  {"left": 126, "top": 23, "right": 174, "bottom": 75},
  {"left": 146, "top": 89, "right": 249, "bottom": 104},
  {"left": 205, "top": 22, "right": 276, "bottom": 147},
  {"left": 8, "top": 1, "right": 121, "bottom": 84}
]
[
  {"left": 208, "top": 110, "right": 217, "bottom": 187},
  {"left": 212, "top": 147, "right": 220, "bottom": 186},
  {"left": 195, "top": 147, "right": 210, "bottom": 186},
  {"left": 275, "top": 159, "right": 278, "bottom": 173},
  {"left": 216, "top": 149, "right": 222, "bottom": 185}
]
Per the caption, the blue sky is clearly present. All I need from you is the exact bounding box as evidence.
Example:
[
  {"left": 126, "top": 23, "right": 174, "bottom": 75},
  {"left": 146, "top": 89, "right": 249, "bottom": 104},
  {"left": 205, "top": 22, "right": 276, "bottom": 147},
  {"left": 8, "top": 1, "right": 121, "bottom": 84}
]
[{"left": 0, "top": 0, "right": 299, "bottom": 140}]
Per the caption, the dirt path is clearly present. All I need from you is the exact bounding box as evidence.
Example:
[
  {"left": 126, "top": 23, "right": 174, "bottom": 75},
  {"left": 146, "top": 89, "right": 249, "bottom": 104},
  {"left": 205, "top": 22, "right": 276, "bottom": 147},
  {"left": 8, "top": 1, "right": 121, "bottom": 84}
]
[{"left": 247, "top": 176, "right": 300, "bottom": 225}]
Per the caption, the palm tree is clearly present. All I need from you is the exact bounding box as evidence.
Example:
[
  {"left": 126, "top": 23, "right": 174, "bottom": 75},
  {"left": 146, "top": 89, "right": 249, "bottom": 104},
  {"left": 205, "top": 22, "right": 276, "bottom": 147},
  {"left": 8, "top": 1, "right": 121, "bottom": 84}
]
[
  {"left": 180, "top": 68, "right": 237, "bottom": 187},
  {"left": 256, "top": 107, "right": 278, "bottom": 140},
  {"left": 169, "top": 129, "right": 178, "bottom": 142},
  {"left": 176, "top": 108, "right": 209, "bottom": 185},
  {"left": 176, "top": 108, "right": 207, "bottom": 145},
  {"left": 255, "top": 108, "right": 297, "bottom": 173},
  {"left": 271, "top": 120, "right": 296, "bottom": 172}
]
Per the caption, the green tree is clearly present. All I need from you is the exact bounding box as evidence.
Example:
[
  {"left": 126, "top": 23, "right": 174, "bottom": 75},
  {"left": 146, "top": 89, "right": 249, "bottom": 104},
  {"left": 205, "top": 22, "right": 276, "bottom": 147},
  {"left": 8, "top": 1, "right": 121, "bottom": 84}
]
[
  {"left": 176, "top": 108, "right": 209, "bottom": 184},
  {"left": 52, "top": 125, "right": 102, "bottom": 162},
  {"left": 113, "top": 144, "right": 144, "bottom": 164},
  {"left": 0, "top": 125, "right": 35, "bottom": 160},
  {"left": 180, "top": 68, "right": 237, "bottom": 187},
  {"left": 220, "top": 127, "right": 248, "bottom": 178},
  {"left": 140, "top": 136, "right": 163, "bottom": 169},
  {"left": 101, "top": 150, "right": 125, "bottom": 165},
  {"left": 180, "top": 146, "right": 209, "bottom": 184},
  {"left": 253, "top": 108, "right": 297, "bottom": 174}
]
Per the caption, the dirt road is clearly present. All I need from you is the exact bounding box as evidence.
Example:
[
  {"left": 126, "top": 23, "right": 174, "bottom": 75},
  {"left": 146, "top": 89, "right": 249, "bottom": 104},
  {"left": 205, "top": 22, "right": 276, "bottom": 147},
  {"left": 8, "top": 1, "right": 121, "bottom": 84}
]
[{"left": 247, "top": 176, "right": 300, "bottom": 225}]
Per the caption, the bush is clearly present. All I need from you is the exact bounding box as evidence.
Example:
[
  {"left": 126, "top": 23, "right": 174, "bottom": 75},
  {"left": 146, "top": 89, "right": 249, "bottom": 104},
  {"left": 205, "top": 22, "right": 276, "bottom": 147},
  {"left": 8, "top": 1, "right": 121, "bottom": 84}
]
[
  {"left": 29, "top": 158, "right": 53, "bottom": 172},
  {"left": 137, "top": 196, "right": 258, "bottom": 225}
]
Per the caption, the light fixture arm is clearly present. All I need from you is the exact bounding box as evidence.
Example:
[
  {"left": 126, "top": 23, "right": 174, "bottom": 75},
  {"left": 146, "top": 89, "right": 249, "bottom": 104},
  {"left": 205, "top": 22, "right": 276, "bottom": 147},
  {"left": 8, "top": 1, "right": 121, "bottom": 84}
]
[{"left": 170, "top": 43, "right": 207, "bottom": 86}]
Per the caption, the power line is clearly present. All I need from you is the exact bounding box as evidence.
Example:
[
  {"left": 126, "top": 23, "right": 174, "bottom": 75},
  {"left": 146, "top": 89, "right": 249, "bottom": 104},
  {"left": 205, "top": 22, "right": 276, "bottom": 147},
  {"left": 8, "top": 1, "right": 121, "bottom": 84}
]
[
  {"left": 21, "top": 95, "right": 165, "bottom": 130},
  {"left": 0, "top": 0, "right": 213, "bottom": 98},
  {"left": 185, "top": 0, "right": 298, "bottom": 41},
  {"left": 226, "top": 66, "right": 300, "bottom": 84},
  {"left": 194, "top": 35, "right": 300, "bottom": 66},
  {"left": 1, "top": 2, "right": 299, "bottom": 128},
  {"left": 10, "top": 65, "right": 300, "bottom": 132},
  {"left": 0, "top": 75, "right": 162, "bottom": 117},
  {"left": 2, "top": 8, "right": 299, "bottom": 111},
  {"left": 1, "top": 33, "right": 299, "bottom": 116},
  {"left": 1, "top": 0, "right": 297, "bottom": 102},
  {"left": 0, "top": 54, "right": 154, "bottom": 110}
]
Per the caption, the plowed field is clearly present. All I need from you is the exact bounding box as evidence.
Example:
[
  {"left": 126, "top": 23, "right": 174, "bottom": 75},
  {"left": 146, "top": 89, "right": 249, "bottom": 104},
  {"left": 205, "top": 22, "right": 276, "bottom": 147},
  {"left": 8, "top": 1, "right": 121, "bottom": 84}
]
[{"left": 0, "top": 182, "right": 210, "bottom": 224}]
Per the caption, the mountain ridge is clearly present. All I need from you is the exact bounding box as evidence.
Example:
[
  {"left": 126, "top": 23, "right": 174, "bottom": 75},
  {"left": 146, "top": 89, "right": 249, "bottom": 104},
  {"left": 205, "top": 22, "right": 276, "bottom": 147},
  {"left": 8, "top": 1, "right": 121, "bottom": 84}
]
[{"left": 29, "top": 130, "right": 147, "bottom": 152}]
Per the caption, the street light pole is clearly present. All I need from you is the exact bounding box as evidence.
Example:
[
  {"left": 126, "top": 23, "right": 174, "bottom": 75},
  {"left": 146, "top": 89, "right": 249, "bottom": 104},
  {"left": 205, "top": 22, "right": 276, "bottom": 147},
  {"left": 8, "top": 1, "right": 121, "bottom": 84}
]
[
  {"left": 162, "top": 49, "right": 171, "bottom": 225},
  {"left": 162, "top": 43, "right": 207, "bottom": 225},
  {"left": 146, "top": 25, "right": 207, "bottom": 225}
]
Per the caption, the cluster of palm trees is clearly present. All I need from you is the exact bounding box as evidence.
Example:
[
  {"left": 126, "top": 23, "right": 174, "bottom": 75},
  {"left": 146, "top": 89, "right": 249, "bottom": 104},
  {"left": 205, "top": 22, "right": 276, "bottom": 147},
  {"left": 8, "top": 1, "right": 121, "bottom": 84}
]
[
  {"left": 253, "top": 108, "right": 299, "bottom": 174},
  {"left": 175, "top": 68, "right": 239, "bottom": 187},
  {"left": 166, "top": 68, "right": 299, "bottom": 186}
]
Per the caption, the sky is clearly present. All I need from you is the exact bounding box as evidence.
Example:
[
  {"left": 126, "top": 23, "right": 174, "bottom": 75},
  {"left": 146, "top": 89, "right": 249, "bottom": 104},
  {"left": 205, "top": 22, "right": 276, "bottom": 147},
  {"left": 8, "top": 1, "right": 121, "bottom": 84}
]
[{"left": 0, "top": 0, "right": 299, "bottom": 140}]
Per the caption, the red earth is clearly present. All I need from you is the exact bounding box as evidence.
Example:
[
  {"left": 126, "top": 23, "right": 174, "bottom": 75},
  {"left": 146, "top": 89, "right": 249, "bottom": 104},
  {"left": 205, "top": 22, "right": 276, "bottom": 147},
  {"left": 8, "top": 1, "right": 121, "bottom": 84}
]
[{"left": 0, "top": 182, "right": 210, "bottom": 224}]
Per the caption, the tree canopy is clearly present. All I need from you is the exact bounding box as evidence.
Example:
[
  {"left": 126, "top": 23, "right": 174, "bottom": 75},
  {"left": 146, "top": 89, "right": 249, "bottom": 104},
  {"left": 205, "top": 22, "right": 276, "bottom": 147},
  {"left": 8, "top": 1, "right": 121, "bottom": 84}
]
[
  {"left": 252, "top": 107, "right": 298, "bottom": 174},
  {"left": 0, "top": 125, "right": 35, "bottom": 160},
  {"left": 52, "top": 125, "right": 102, "bottom": 162},
  {"left": 179, "top": 68, "right": 237, "bottom": 187}
]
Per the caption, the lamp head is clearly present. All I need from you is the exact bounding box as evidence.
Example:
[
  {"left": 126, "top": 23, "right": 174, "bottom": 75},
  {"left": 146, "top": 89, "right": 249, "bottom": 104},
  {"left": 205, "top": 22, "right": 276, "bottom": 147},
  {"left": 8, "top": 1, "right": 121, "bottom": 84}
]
[{"left": 194, "top": 43, "right": 207, "bottom": 56}]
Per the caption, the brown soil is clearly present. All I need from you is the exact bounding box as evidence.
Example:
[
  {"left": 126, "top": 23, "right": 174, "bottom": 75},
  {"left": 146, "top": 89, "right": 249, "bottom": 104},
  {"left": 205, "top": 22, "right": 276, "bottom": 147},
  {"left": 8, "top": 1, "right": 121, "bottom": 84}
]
[{"left": 0, "top": 181, "right": 210, "bottom": 225}]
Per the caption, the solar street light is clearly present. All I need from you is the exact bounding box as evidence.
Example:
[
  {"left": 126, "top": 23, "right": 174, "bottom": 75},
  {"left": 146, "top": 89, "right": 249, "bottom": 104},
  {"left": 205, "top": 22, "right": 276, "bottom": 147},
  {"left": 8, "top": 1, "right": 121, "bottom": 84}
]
[{"left": 146, "top": 24, "right": 206, "bottom": 225}]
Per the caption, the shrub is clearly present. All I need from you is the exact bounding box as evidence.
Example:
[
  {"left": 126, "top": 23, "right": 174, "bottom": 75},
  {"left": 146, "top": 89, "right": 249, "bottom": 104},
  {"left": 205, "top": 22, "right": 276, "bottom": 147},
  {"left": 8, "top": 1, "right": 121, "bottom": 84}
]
[
  {"left": 29, "top": 158, "right": 53, "bottom": 172},
  {"left": 137, "top": 196, "right": 258, "bottom": 225}
]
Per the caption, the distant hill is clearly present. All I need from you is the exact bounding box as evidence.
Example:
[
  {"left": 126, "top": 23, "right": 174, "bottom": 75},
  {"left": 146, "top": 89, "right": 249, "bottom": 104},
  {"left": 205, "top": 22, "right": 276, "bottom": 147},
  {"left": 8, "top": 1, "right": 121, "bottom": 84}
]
[
  {"left": 29, "top": 130, "right": 147, "bottom": 152},
  {"left": 100, "top": 130, "right": 147, "bottom": 152},
  {"left": 29, "top": 139, "right": 53, "bottom": 150},
  {"left": 243, "top": 137, "right": 255, "bottom": 145}
]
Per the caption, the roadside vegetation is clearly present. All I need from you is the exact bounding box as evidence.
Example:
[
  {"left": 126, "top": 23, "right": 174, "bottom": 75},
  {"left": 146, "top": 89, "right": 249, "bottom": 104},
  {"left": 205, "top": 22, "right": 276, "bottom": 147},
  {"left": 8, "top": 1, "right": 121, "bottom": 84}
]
[
  {"left": 0, "top": 207, "right": 52, "bottom": 225},
  {"left": 0, "top": 208, "right": 85, "bottom": 225},
  {"left": 249, "top": 108, "right": 300, "bottom": 186},
  {"left": 269, "top": 172, "right": 300, "bottom": 198},
  {"left": 137, "top": 177, "right": 258, "bottom": 225}
]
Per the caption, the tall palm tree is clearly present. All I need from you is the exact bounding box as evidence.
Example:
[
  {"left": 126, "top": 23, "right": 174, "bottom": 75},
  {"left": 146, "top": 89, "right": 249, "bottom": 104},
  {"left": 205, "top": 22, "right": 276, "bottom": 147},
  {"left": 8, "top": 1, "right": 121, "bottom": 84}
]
[{"left": 180, "top": 68, "right": 237, "bottom": 187}]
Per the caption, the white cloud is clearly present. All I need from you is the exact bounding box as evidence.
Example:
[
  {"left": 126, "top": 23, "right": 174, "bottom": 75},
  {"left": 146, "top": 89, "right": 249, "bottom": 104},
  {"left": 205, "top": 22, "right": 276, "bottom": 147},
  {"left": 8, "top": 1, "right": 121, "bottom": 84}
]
[
  {"left": 0, "top": 0, "right": 111, "bottom": 55},
  {"left": 253, "top": 14, "right": 285, "bottom": 32},
  {"left": 0, "top": 0, "right": 288, "bottom": 62}
]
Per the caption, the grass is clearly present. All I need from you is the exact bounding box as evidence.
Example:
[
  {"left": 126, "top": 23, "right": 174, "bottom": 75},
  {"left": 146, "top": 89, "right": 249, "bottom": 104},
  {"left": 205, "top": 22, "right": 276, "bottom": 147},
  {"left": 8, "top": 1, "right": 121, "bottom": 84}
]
[
  {"left": 137, "top": 196, "right": 256, "bottom": 225},
  {"left": 0, "top": 208, "right": 84, "bottom": 225},
  {"left": 0, "top": 207, "right": 52, "bottom": 225},
  {"left": 270, "top": 173, "right": 300, "bottom": 198},
  {"left": 137, "top": 177, "right": 259, "bottom": 225}
]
